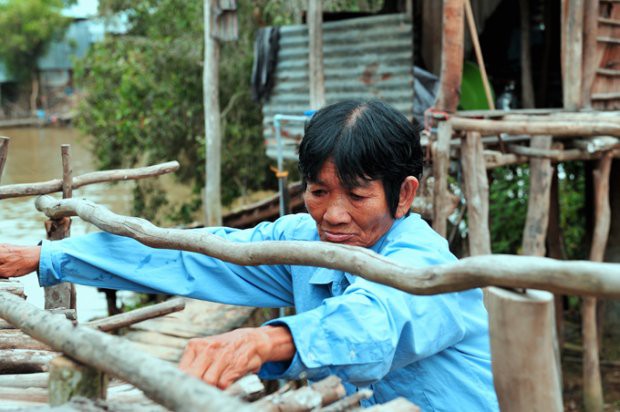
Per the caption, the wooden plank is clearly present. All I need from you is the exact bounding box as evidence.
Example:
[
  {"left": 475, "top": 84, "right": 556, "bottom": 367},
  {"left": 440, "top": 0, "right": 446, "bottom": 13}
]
[
  {"left": 561, "top": 0, "right": 584, "bottom": 109},
  {"left": 598, "top": 17, "right": 620, "bottom": 26},
  {"left": 597, "top": 36, "right": 620, "bottom": 44},
  {"left": 0, "top": 349, "right": 57, "bottom": 373},
  {"left": 597, "top": 68, "right": 620, "bottom": 75},
  {"left": 519, "top": 0, "right": 535, "bottom": 107},
  {"left": 0, "top": 330, "right": 50, "bottom": 350},
  {"left": 0, "top": 373, "right": 48, "bottom": 388},
  {"left": 591, "top": 92, "right": 620, "bottom": 100},
  {"left": 582, "top": 1, "right": 600, "bottom": 107},
  {"left": 308, "top": 0, "right": 325, "bottom": 109},
  {"left": 0, "top": 387, "right": 48, "bottom": 403},
  {"left": 435, "top": 0, "right": 464, "bottom": 112}
]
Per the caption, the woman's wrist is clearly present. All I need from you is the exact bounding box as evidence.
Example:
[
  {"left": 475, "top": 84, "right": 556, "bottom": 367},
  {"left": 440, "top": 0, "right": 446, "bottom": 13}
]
[{"left": 260, "top": 325, "right": 295, "bottom": 362}]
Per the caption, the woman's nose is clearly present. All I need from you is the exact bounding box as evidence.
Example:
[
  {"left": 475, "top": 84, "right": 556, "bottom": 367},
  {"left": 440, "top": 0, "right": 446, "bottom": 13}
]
[{"left": 323, "top": 198, "right": 351, "bottom": 225}]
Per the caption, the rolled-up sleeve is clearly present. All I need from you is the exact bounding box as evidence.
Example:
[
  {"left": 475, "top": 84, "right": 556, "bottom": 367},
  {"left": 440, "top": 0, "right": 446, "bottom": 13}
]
[{"left": 38, "top": 216, "right": 304, "bottom": 308}]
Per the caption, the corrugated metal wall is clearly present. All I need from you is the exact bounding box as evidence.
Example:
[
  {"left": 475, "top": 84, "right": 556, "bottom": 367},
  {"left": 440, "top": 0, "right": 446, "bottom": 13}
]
[{"left": 262, "top": 13, "right": 413, "bottom": 160}]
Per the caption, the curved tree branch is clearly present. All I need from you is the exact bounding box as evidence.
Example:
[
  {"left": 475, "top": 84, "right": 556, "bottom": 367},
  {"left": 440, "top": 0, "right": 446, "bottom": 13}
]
[
  {"left": 0, "top": 161, "right": 179, "bottom": 200},
  {"left": 35, "top": 196, "right": 620, "bottom": 298}
]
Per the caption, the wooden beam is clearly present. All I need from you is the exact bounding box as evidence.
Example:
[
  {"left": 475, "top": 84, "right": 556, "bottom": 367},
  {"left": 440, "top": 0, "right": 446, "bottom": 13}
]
[
  {"left": 591, "top": 92, "right": 620, "bottom": 100},
  {"left": 87, "top": 298, "right": 186, "bottom": 332},
  {"left": 308, "top": 0, "right": 325, "bottom": 110},
  {"left": 49, "top": 356, "right": 107, "bottom": 406},
  {"left": 596, "top": 36, "right": 620, "bottom": 45},
  {"left": 562, "top": 0, "right": 584, "bottom": 110},
  {"left": 0, "top": 291, "right": 249, "bottom": 412},
  {"left": 598, "top": 17, "right": 620, "bottom": 26},
  {"left": 34, "top": 195, "right": 620, "bottom": 298},
  {"left": 435, "top": 0, "right": 464, "bottom": 112},
  {"left": 519, "top": 0, "right": 535, "bottom": 108},
  {"left": 432, "top": 122, "right": 453, "bottom": 237},
  {"left": 583, "top": 152, "right": 613, "bottom": 412},
  {"left": 596, "top": 68, "right": 620, "bottom": 76},
  {"left": 582, "top": 1, "right": 599, "bottom": 107},
  {"left": 0, "top": 349, "right": 57, "bottom": 373},
  {"left": 0, "top": 161, "right": 180, "bottom": 200}
]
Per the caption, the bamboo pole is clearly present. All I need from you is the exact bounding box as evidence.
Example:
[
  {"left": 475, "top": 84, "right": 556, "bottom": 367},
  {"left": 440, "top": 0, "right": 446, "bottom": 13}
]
[
  {"left": 33, "top": 195, "right": 620, "bottom": 298},
  {"left": 204, "top": 0, "right": 223, "bottom": 226},
  {"left": 0, "top": 291, "right": 249, "bottom": 412},
  {"left": 432, "top": 122, "right": 453, "bottom": 237},
  {"left": 435, "top": 0, "right": 464, "bottom": 112},
  {"left": 308, "top": 0, "right": 325, "bottom": 110},
  {"left": 0, "top": 161, "right": 180, "bottom": 200},
  {"left": 582, "top": 152, "right": 613, "bottom": 412},
  {"left": 0, "top": 136, "right": 8, "bottom": 184},
  {"left": 464, "top": 0, "right": 495, "bottom": 110},
  {"left": 460, "top": 131, "right": 491, "bottom": 255},
  {"left": 449, "top": 117, "right": 620, "bottom": 137}
]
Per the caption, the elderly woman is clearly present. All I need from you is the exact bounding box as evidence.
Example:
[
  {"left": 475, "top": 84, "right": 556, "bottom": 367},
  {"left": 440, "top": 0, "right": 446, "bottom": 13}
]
[{"left": 0, "top": 100, "right": 498, "bottom": 411}]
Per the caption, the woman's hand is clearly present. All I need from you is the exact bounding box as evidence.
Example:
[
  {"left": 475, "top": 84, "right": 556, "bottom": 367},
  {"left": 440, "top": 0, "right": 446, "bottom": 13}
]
[
  {"left": 179, "top": 326, "right": 295, "bottom": 389},
  {"left": 0, "top": 245, "right": 41, "bottom": 278}
]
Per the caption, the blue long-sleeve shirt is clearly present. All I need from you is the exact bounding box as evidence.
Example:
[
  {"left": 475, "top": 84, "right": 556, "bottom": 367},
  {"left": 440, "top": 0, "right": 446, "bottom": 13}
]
[{"left": 38, "top": 213, "right": 499, "bottom": 411}]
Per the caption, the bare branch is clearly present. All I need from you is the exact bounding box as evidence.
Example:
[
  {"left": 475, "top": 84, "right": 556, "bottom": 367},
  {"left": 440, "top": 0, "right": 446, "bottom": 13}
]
[
  {"left": 0, "top": 161, "right": 179, "bottom": 200},
  {"left": 87, "top": 298, "right": 186, "bottom": 332},
  {"left": 34, "top": 196, "right": 620, "bottom": 298}
]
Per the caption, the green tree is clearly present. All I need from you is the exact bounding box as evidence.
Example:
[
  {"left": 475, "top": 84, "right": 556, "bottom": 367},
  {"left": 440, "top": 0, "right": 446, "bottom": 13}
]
[{"left": 0, "top": 0, "right": 74, "bottom": 110}]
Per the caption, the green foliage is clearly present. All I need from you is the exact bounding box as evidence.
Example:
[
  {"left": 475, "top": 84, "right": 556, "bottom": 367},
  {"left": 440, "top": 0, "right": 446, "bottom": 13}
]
[
  {"left": 489, "top": 166, "right": 529, "bottom": 254},
  {"left": 0, "top": 0, "right": 74, "bottom": 81},
  {"left": 75, "top": 0, "right": 282, "bottom": 224},
  {"left": 557, "top": 162, "right": 587, "bottom": 260}
]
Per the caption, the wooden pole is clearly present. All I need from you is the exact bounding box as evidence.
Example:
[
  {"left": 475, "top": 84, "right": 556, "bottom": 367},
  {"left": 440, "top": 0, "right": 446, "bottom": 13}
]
[
  {"left": 519, "top": 0, "right": 535, "bottom": 108},
  {"left": 581, "top": 1, "right": 599, "bottom": 107},
  {"left": 435, "top": 0, "right": 465, "bottom": 112},
  {"left": 0, "top": 161, "right": 180, "bottom": 200},
  {"left": 34, "top": 195, "right": 620, "bottom": 298},
  {"left": 0, "top": 291, "right": 249, "bottom": 412},
  {"left": 522, "top": 136, "right": 554, "bottom": 256},
  {"left": 0, "top": 136, "right": 8, "bottom": 184},
  {"left": 432, "top": 122, "right": 453, "bottom": 237},
  {"left": 44, "top": 145, "right": 75, "bottom": 311},
  {"left": 49, "top": 356, "right": 108, "bottom": 406},
  {"left": 87, "top": 298, "right": 186, "bottom": 332},
  {"left": 487, "top": 287, "right": 563, "bottom": 412},
  {"left": 582, "top": 152, "right": 612, "bottom": 412},
  {"left": 561, "top": 0, "right": 584, "bottom": 110},
  {"left": 204, "top": 0, "right": 223, "bottom": 226},
  {"left": 460, "top": 131, "right": 491, "bottom": 255},
  {"left": 547, "top": 167, "right": 566, "bottom": 350},
  {"left": 449, "top": 117, "right": 620, "bottom": 137},
  {"left": 464, "top": 0, "right": 495, "bottom": 110},
  {"left": 308, "top": 0, "right": 325, "bottom": 110}
]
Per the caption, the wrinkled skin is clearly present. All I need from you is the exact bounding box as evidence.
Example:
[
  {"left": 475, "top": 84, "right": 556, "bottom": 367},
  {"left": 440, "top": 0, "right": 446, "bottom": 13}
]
[{"left": 0, "top": 244, "right": 40, "bottom": 278}]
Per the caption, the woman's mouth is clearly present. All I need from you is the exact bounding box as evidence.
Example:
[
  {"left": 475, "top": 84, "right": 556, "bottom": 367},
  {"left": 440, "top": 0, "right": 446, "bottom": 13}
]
[{"left": 323, "top": 231, "right": 354, "bottom": 243}]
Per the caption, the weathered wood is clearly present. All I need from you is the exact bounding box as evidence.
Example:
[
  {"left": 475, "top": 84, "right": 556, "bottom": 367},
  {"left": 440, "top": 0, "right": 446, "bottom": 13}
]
[
  {"left": 308, "top": 0, "right": 325, "bottom": 110},
  {"left": 485, "top": 148, "right": 620, "bottom": 168},
  {"left": 254, "top": 376, "right": 346, "bottom": 411},
  {"left": 461, "top": 131, "right": 491, "bottom": 255},
  {"left": 592, "top": 92, "right": 620, "bottom": 100},
  {"left": 519, "top": 0, "right": 535, "bottom": 108},
  {"left": 583, "top": 152, "right": 613, "bottom": 412},
  {"left": 318, "top": 389, "right": 372, "bottom": 412},
  {"left": 61, "top": 144, "right": 72, "bottom": 199},
  {"left": 598, "top": 17, "right": 620, "bottom": 27},
  {"left": 45, "top": 218, "right": 74, "bottom": 311},
  {"left": 87, "top": 297, "right": 185, "bottom": 332},
  {"left": 0, "top": 279, "right": 25, "bottom": 298},
  {"left": 34, "top": 195, "right": 620, "bottom": 297},
  {"left": 562, "top": 0, "right": 584, "bottom": 109},
  {"left": 596, "top": 68, "right": 620, "bottom": 76},
  {"left": 522, "top": 136, "right": 553, "bottom": 256},
  {"left": 0, "top": 372, "right": 48, "bottom": 388},
  {"left": 547, "top": 168, "right": 566, "bottom": 350},
  {"left": 0, "top": 349, "right": 57, "bottom": 373},
  {"left": 432, "top": 122, "right": 453, "bottom": 237},
  {"left": 0, "top": 329, "right": 50, "bottom": 350},
  {"left": 582, "top": 1, "right": 599, "bottom": 107},
  {"left": 0, "top": 291, "right": 249, "bottom": 412},
  {"left": 0, "top": 386, "right": 48, "bottom": 403},
  {"left": 464, "top": 0, "right": 494, "bottom": 110},
  {"left": 0, "top": 307, "right": 76, "bottom": 329},
  {"left": 0, "top": 136, "right": 8, "bottom": 184},
  {"left": 435, "top": 0, "right": 464, "bottom": 112},
  {"left": 487, "top": 287, "right": 563, "bottom": 412},
  {"left": 0, "top": 161, "right": 180, "bottom": 200},
  {"left": 449, "top": 117, "right": 620, "bottom": 137},
  {"left": 49, "top": 355, "right": 108, "bottom": 406},
  {"left": 224, "top": 374, "right": 264, "bottom": 401},
  {"left": 204, "top": 0, "right": 223, "bottom": 226}
]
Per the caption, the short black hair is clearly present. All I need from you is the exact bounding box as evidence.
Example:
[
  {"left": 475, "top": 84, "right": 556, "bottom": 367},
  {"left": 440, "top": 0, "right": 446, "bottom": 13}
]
[{"left": 298, "top": 100, "right": 423, "bottom": 218}]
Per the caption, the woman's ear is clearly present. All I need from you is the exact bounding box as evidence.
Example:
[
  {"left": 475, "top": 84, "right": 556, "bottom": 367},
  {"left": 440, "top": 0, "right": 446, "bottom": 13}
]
[{"left": 395, "top": 176, "right": 419, "bottom": 219}]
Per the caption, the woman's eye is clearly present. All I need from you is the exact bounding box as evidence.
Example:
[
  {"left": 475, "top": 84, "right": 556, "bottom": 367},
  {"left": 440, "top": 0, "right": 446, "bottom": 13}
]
[
  {"left": 311, "top": 190, "right": 326, "bottom": 197},
  {"left": 349, "top": 193, "right": 365, "bottom": 201}
]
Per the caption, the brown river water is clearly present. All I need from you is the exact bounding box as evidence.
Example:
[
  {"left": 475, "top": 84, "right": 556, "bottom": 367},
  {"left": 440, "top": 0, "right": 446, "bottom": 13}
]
[{"left": 0, "top": 127, "right": 134, "bottom": 320}]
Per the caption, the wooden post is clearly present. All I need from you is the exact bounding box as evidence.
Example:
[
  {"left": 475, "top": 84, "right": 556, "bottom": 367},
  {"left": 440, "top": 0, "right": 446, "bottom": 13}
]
[
  {"left": 581, "top": 1, "right": 599, "bottom": 108},
  {"left": 44, "top": 145, "right": 75, "bottom": 310},
  {"left": 308, "top": 0, "right": 325, "bottom": 110},
  {"left": 464, "top": 0, "right": 494, "bottom": 110},
  {"left": 204, "top": 0, "right": 223, "bottom": 226},
  {"left": 487, "top": 287, "right": 563, "bottom": 412},
  {"left": 49, "top": 356, "right": 108, "bottom": 406},
  {"left": 432, "top": 122, "right": 453, "bottom": 237},
  {"left": 522, "top": 136, "right": 553, "bottom": 256},
  {"left": 0, "top": 136, "right": 8, "bottom": 184},
  {"left": 435, "top": 0, "right": 465, "bottom": 113},
  {"left": 547, "top": 166, "right": 566, "bottom": 349},
  {"left": 561, "top": 0, "right": 584, "bottom": 110},
  {"left": 582, "top": 152, "right": 612, "bottom": 412},
  {"left": 460, "top": 131, "right": 491, "bottom": 255},
  {"left": 519, "top": 0, "right": 535, "bottom": 108}
]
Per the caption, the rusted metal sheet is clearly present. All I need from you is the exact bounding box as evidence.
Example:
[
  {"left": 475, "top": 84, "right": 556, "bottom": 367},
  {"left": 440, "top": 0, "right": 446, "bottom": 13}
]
[{"left": 262, "top": 13, "right": 413, "bottom": 160}]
